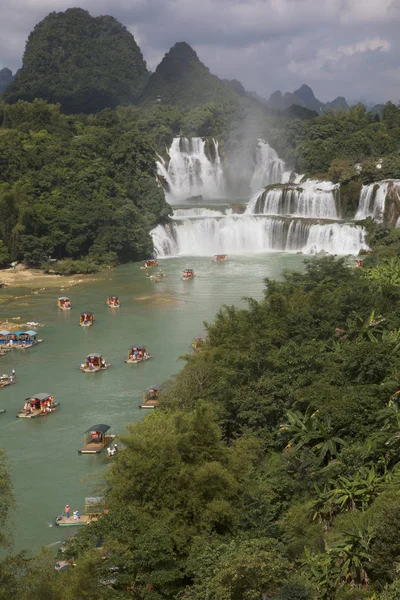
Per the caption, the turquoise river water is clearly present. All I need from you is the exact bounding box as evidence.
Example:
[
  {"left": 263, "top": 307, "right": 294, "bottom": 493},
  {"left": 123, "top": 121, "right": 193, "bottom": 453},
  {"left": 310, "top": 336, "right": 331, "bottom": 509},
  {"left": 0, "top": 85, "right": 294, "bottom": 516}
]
[{"left": 0, "top": 254, "right": 304, "bottom": 554}]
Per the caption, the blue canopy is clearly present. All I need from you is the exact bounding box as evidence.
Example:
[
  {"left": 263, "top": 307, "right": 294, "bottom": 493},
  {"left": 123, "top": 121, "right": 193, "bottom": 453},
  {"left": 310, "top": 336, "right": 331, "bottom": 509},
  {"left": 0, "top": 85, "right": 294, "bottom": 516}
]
[
  {"left": 0, "top": 330, "right": 10, "bottom": 336},
  {"left": 24, "top": 330, "right": 37, "bottom": 336},
  {"left": 13, "top": 332, "right": 24, "bottom": 336},
  {"left": 131, "top": 345, "right": 145, "bottom": 350}
]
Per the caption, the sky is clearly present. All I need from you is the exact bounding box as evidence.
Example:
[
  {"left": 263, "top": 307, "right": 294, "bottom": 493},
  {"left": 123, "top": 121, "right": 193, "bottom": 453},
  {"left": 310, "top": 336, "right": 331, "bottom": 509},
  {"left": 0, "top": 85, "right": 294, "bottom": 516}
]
[{"left": 1, "top": 0, "right": 400, "bottom": 105}]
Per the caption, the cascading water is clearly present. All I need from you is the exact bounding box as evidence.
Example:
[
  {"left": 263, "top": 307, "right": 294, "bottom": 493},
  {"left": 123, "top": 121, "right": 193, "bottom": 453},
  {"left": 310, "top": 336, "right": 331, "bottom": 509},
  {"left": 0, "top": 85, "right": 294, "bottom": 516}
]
[
  {"left": 151, "top": 214, "right": 368, "bottom": 256},
  {"left": 355, "top": 182, "right": 388, "bottom": 220},
  {"left": 246, "top": 180, "right": 340, "bottom": 219},
  {"left": 250, "top": 139, "right": 291, "bottom": 193},
  {"left": 151, "top": 137, "right": 369, "bottom": 257},
  {"left": 157, "top": 137, "right": 225, "bottom": 203}
]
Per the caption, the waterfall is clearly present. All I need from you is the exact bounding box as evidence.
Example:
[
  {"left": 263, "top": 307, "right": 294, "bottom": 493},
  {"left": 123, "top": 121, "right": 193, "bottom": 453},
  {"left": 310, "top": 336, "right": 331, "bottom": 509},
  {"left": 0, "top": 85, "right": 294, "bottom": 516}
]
[
  {"left": 246, "top": 180, "right": 339, "bottom": 219},
  {"left": 151, "top": 213, "right": 368, "bottom": 257},
  {"left": 250, "top": 139, "right": 291, "bottom": 193},
  {"left": 355, "top": 183, "right": 388, "bottom": 220},
  {"left": 151, "top": 137, "right": 369, "bottom": 258},
  {"left": 157, "top": 137, "right": 225, "bottom": 203}
]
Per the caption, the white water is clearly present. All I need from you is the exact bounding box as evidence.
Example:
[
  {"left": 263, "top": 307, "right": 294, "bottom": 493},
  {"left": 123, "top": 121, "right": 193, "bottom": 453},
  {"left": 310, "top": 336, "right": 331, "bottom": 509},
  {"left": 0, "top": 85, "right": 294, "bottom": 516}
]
[
  {"left": 246, "top": 180, "right": 339, "bottom": 219},
  {"left": 151, "top": 215, "right": 368, "bottom": 257},
  {"left": 355, "top": 183, "right": 388, "bottom": 220},
  {"left": 157, "top": 137, "right": 225, "bottom": 203},
  {"left": 173, "top": 207, "right": 233, "bottom": 219},
  {"left": 250, "top": 139, "right": 291, "bottom": 193},
  {"left": 152, "top": 138, "right": 369, "bottom": 258}
]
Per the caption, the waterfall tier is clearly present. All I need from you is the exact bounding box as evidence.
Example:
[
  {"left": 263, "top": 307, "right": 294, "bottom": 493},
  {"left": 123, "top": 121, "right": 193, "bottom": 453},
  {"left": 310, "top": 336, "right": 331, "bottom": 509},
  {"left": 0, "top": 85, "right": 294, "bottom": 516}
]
[
  {"left": 250, "top": 139, "right": 291, "bottom": 193},
  {"left": 157, "top": 137, "right": 225, "bottom": 203},
  {"left": 246, "top": 180, "right": 340, "bottom": 219},
  {"left": 151, "top": 214, "right": 368, "bottom": 257}
]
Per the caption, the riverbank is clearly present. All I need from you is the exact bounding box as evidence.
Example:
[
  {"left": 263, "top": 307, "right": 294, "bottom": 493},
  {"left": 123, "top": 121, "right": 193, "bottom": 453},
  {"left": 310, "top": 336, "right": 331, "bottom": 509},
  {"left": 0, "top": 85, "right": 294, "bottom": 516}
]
[{"left": 0, "top": 267, "right": 103, "bottom": 307}]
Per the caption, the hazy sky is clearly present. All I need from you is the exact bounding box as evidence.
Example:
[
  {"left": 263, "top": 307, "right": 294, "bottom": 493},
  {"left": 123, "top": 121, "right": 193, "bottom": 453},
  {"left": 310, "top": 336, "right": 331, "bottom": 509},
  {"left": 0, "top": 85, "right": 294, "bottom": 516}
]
[{"left": 1, "top": 0, "right": 399, "bottom": 104}]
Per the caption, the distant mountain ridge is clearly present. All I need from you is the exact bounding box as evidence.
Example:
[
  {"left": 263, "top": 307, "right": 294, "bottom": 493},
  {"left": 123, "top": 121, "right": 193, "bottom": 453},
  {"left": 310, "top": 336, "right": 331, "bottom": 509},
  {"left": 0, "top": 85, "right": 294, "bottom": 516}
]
[
  {"left": 267, "top": 84, "right": 348, "bottom": 113},
  {"left": 138, "top": 42, "right": 240, "bottom": 108}
]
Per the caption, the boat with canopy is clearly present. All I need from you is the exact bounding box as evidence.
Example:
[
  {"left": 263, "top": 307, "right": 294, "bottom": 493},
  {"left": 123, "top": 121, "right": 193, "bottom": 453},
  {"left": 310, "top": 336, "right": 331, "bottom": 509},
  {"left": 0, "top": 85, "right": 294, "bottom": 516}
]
[
  {"left": 0, "top": 373, "right": 15, "bottom": 388},
  {"left": 125, "top": 345, "right": 151, "bottom": 364},
  {"left": 5, "top": 330, "right": 42, "bottom": 349},
  {"left": 140, "top": 259, "right": 159, "bottom": 269},
  {"left": 182, "top": 268, "right": 195, "bottom": 280},
  {"left": 55, "top": 496, "right": 107, "bottom": 526},
  {"left": 107, "top": 295, "right": 120, "bottom": 307},
  {"left": 78, "top": 424, "right": 115, "bottom": 454},
  {"left": 0, "top": 409, "right": 5, "bottom": 415},
  {"left": 58, "top": 297, "right": 71, "bottom": 309},
  {"left": 80, "top": 353, "right": 110, "bottom": 373},
  {"left": 16, "top": 393, "right": 59, "bottom": 418},
  {"left": 140, "top": 385, "right": 163, "bottom": 409},
  {"left": 80, "top": 312, "right": 94, "bottom": 327},
  {"left": 0, "top": 331, "right": 12, "bottom": 349},
  {"left": 212, "top": 254, "right": 228, "bottom": 263}
]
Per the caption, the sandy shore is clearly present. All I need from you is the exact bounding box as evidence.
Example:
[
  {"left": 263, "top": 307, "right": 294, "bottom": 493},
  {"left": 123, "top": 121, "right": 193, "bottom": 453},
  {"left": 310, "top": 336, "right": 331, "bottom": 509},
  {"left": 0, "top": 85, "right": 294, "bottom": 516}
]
[{"left": 0, "top": 267, "right": 97, "bottom": 290}]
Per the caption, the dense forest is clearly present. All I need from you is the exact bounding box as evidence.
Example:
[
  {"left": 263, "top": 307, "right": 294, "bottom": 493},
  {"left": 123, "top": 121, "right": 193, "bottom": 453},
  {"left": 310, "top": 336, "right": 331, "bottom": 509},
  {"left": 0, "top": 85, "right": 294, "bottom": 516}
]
[{"left": 4, "top": 255, "right": 400, "bottom": 598}]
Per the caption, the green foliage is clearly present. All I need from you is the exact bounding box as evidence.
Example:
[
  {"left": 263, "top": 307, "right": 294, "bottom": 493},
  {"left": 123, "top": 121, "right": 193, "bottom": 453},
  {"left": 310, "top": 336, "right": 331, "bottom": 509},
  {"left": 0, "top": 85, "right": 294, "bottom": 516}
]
[
  {"left": 0, "top": 449, "right": 14, "bottom": 549},
  {"left": 0, "top": 101, "right": 169, "bottom": 267},
  {"left": 3, "top": 8, "right": 148, "bottom": 114}
]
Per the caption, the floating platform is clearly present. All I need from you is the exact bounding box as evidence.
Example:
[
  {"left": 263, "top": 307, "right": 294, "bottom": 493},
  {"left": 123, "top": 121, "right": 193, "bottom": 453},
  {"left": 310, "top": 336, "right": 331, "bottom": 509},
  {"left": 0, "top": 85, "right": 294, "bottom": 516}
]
[{"left": 16, "top": 403, "right": 60, "bottom": 418}]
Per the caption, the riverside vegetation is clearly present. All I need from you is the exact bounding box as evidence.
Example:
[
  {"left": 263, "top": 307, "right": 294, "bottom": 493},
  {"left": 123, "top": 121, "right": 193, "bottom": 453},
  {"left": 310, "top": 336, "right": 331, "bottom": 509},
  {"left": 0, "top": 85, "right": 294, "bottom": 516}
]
[
  {"left": 4, "top": 7, "right": 400, "bottom": 598},
  {"left": 4, "top": 256, "right": 400, "bottom": 599}
]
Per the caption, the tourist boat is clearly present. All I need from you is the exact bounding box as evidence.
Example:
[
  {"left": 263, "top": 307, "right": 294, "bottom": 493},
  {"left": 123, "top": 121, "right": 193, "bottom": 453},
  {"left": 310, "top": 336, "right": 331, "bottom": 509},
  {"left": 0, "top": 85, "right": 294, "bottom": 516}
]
[
  {"left": 58, "top": 296, "right": 71, "bottom": 310},
  {"left": 0, "top": 409, "right": 5, "bottom": 415},
  {"left": 141, "top": 259, "right": 159, "bottom": 269},
  {"left": 7, "top": 330, "right": 43, "bottom": 349},
  {"left": 78, "top": 425, "right": 115, "bottom": 454},
  {"left": 0, "top": 374, "right": 15, "bottom": 388},
  {"left": 0, "top": 330, "right": 11, "bottom": 348},
  {"left": 55, "top": 496, "right": 106, "bottom": 526},
  {"left": 16, "top": 393, "right": 59, "bottom": 418},
  {"left": 140, "top": 385, "right": 163, "bottom": 409},
  {"left": 147, "top": 270, "right": 168, "bottom": 282},
  {"left": 107, "top": 295, "right": 120, "bottom": 307},
  {"left": 182, "top": 269, "right": 195, "bottom": 280},
  {"left": 212, "top": 254, "right": 228, "bottom": 263},
  {"left": 80, "top": 353, "right": 110, "bottom": 373},
  {"left": 125, "top": 345, "right": 152, "bottom": 364},
  {"left": 192, "top": 337, "right": 205, "bottom": 352},
  {"left": 80, "top": 312, "right": 94, "bottom": 327}
]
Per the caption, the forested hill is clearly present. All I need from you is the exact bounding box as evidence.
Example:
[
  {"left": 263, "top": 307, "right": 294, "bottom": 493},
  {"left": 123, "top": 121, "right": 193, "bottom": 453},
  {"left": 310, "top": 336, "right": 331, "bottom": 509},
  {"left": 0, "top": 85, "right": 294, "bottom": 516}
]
[
  {"left": 0, "top": 101, "right": 170, "bottom": 272},
  {"left": 2, "top": 8, "right": 149, "bottom": 114},
  {"left": 138, "top": 42, "right": 242, "bottom": 108}
]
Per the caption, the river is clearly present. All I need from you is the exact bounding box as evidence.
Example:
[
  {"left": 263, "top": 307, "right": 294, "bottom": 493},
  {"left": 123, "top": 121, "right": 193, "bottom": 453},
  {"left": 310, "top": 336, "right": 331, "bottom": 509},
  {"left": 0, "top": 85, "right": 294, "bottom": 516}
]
[{"left": 0, "top": 253, "right": 304, "bottom": 554}]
